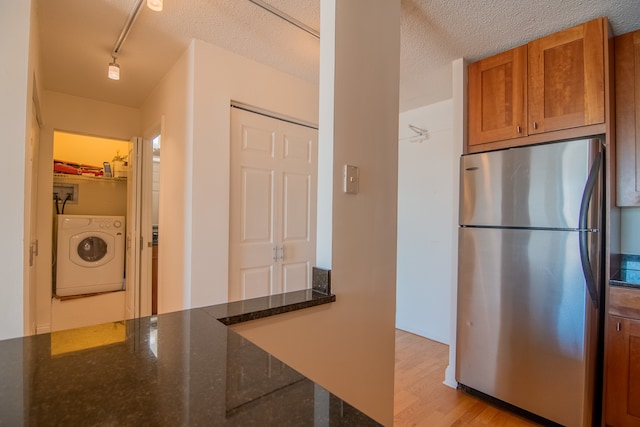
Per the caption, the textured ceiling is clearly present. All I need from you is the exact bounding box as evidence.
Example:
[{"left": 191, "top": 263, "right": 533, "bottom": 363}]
[{"left": 36, "top": 0, "right": 640, "bottom": 112}]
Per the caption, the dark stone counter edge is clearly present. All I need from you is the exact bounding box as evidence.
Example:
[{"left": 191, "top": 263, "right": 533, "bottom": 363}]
[
  {"left": 205, "top": 290, "right": 336, "bottom": 326},
  {"left": 610, "top": 279, "right": 640, "bottom": 289},
  {"left": 609, "top": 254, "right": 640, "bottom": 288}
]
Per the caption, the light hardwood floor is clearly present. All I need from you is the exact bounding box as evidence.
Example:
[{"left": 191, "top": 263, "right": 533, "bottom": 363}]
[{"left": 394, "top": 329, "right": 541, "bottom": 426}]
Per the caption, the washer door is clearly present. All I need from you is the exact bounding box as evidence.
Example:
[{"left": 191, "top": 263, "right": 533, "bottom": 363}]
[{"left": 69, "top": 231, "right": 115, "bottom": 267}]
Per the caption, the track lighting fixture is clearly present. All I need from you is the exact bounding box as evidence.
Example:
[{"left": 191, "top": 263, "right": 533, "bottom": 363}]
[
  {"left": 107, "top": 0, "right": 163, "bottom": 81},
  {"left": 108, "top": 57, "right": 120, "bottom": 80}
]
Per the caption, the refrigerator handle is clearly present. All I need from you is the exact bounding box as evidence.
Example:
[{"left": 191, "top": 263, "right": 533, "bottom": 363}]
[{"left": 578, "top": 150, "right": 602, "bottom": 308}]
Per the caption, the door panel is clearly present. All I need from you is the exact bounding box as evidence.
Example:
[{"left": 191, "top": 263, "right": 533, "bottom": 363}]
[
  {"left": 457, "top": 227, "right": 595, "bottom": 427},
  {"left": 138, "top": 136, "right": 153, "bottom": 317},
  {"left": 459, "top": 139, "right": 600, "bottom": 229},
  {"left": 126, "top": 137, "right": 142, "bottom": 319},
  {"left": 605, "top": 316, "right": 640, "bottom": 426},
  {"left": 283, "top": 134, "right": 312, "bottom": 163},
  {"left": 277, "top": 129, "right": 317, "bottom": 297},
  {"left": 241, "top": 168, "right": 274, "bottom": 242},
  {"left": 230, "top": 113, "right": 278, "bottom": 301},
  {"left": 542, "top": 39, "right": 585, "bottom": 119},
  {"left": 230, "top": 108, "right": 317, "bottom": 301},
  {"left": 282, "top": 173, "right": 310, "bottom": 240},
  {"left": 528, "top": 19, "right": 605, "bottom": 133},
  {"left": 241, "top": 266, "right": 274, "bottom": 300},
  {"left": 468, "top": 45, "right": 527, "bottom": 145},
  {"left": 615, "top": 29, "right": 640, "bottom": 206},
  {"left": 242, "top": 126, "right": 275, "bottom": 157},
  {"left": 281, "top": 261, "right": 309, "bottom": 293}
]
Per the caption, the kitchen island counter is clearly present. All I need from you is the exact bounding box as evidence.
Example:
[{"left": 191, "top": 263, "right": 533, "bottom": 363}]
[{"left": 0, "top": 290, "right": 379, "bottom": 426}]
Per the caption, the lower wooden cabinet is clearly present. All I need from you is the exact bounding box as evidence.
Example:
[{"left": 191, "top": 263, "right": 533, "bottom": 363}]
[{"left": 605, "top": 315, "right": 640, "bottom": 426}]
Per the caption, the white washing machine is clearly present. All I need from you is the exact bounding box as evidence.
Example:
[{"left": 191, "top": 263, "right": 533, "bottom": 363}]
[{"left": 56, "top": 215, "right": 125, "bottom": 296}]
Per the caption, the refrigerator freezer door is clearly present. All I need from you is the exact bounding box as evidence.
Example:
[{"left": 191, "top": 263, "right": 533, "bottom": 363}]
[
  {"left": 459, "top": 139, "right": 602, "bottom": 229},
  {"left": 456, "top": 227, "right": 598, "bottom": 427}
]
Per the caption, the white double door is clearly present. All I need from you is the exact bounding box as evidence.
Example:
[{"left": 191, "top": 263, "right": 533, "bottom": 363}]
[{"left": 229, "top": 108, "right": 318, "bottom": 301}]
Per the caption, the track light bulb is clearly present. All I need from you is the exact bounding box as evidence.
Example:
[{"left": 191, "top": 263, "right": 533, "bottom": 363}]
[
  {"left": 108, "top": 59, "right": 120, "bottom": 80},
  {"left": 147, "top": 0, "right": 163, "bottom": 11}
]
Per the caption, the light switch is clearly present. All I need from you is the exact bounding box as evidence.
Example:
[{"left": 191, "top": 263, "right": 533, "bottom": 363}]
[{"left": 344, "top": 165, "right": 359, "bottom": 194}]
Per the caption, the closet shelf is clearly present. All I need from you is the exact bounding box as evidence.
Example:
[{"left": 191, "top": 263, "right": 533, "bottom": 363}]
[{"left": 53, "top": 173, "right": 127, "bottom": 182}]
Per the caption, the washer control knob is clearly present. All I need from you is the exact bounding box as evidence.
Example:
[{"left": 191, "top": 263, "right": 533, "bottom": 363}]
[{"left": 114, "top": 220, "right": 122, "bottom": 228}]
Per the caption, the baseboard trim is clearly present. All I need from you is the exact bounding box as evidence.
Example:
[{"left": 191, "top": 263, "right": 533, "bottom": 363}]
[
  {"left": 443, "top": 364, "right": 457, "bottom": 389},
  {"left": 36, "top": 325, "right": 51, "bottom": 334}
]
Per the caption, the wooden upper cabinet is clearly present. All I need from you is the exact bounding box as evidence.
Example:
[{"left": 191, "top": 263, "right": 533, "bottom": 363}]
[
  {"left": 528, "top": 18, "right": 605, "bottom": 134},
  {"left": 467, "top": 18, "right": 608, "bottom": 150},
  {"left": 468, "top": 46, "right": 527, "bottom": 146},
  {"left": 615, "top": 30, "right": 640, "bottom": 206}
]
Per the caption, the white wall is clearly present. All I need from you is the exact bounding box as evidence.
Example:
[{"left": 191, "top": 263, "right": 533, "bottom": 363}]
[
  {"left": 53, "top": 132, "right": 129, "bottom": 168},
  {"left": 141, "top": 39, "right": 319, "bottom": 313},
  {"left": 51, "top": 175, "right": 127, "bottom": 217},
  {"left": 444, "top": 58, "right": 467, "bottom": 388},
  {"left": 0, "top": 0, "right": 32, "bottom": 340},
  {"left": 140, "top": 46, "right": 192, "bottom": 313},
  {"left": 401, "top": 62, "right": 454, "bottom": 113},
  {"left": 43, "top": 91, "right": 141, "bottom": 140},
  {"left": 233, "top": 1, "right": 401, "bottom": 425},
  {"left": 315, "top": 0, "right": 336, "bottom": 269},
  {"left": 396, "top": 99, "right": 456, "bottom": 344}
]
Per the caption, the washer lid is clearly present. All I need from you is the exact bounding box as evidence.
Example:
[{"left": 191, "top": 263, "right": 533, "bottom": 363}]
[{"left": 70, "top": 232, "right": 115, "bottom": 267}]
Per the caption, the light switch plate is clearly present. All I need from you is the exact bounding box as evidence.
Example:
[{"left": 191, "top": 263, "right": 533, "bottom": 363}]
[{"left": 344, "top": 165, "right": 359, "bottom": 194}]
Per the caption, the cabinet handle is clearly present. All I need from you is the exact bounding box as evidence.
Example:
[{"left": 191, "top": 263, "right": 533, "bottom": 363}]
[
  {"left": 616, "top": 321, "right": 621, "bottom": 332},
  {"left": 516, "top": 125, "right": 522, "bottom": 134},
  {"left": 273, "top": 246, "right": 278, "bottom": 261},
  {"left": 533, "top": 121, "right": 538, "bottom": 130},
  {"left": 280, "top": 246, "right": 285, "bottom": 261}
]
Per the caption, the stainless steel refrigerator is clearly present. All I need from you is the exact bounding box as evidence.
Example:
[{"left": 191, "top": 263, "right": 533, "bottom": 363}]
[{"left": 456, "top": 138, "right": 604, "bottom": 427}]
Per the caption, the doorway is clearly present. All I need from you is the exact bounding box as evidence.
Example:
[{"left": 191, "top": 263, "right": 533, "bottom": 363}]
[{"left": 42, "top": 131, "right": 153, "bottom": 332}]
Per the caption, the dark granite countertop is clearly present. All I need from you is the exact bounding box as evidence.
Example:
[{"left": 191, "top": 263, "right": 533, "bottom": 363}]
[
  {"left": 610, "top": 254, "right": 640, "bottom": 289},
  {"left": 0, "top": 290, "right": 380, "bottom": 426},
  {"left": 207, "top": 289, "right": 335, "bottom": 325}
]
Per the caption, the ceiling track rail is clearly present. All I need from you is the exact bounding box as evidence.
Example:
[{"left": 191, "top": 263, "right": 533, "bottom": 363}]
[
  {"left": 231, "top": 101, "right": 318, "bottom": 129},
  {"left": 247, "top": 0, "right": 319, "bottom": 39},
  {"left": 112, "top": 0, "right": 146, "bottom": 57}
]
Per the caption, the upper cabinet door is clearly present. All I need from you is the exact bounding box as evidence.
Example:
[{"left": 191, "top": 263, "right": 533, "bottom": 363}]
[
  {"left": 528, "top": 19, "right": 605, "bottom": 134},
  {"left": 468, "top": 46, "right": 527, "bottom": 146},
  {"left": 615, "top": 30, "right": 640, "bottom": 207}
]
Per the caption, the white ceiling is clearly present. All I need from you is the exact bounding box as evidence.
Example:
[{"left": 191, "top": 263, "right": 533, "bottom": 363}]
[{"left": 35, "top": 0, "right": 640, "bottom": 113}]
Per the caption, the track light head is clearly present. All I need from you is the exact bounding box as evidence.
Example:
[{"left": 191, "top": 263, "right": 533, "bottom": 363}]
[
  {"left": 108, "top": 58, "right": 120, "bottom": 80},
  {"left": 147, "top": 0, "right": 163, "bottom": 11}
]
